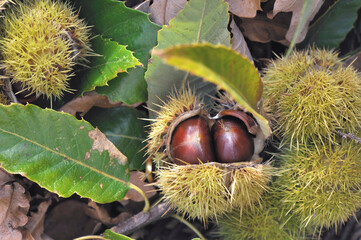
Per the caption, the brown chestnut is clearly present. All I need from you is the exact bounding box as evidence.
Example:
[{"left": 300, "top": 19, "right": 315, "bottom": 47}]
[
  {"left": 170, "top": 116, "right": 215, "bottom": 165},
  {"left": 212, "top": 116, "right": 254, "bottom": 163}
]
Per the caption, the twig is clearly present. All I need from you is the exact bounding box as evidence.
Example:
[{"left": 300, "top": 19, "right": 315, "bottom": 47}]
[
  {"left": 3, "top": 77, "right": 20, "bottom": 103},
  {"left": 110, "top": 202, "right": 174, "bottom": 235},
  {"left": 336, "top": 130, "right": 361, "bottom": 144}
]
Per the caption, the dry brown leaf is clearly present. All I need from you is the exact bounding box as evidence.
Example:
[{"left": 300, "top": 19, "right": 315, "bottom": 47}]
[
  {"left": 123, "top": 171, "right": 157, "bottom": 202},
  {"left": 268, "top": 0, "right": 324, "bottom": 43},
  {"left": 0, "top": 168, "right": 13, "bottom": 184},
  {"left": 86, "top": 201, "right": 132, "bottom": 226},
  {"left": 226, "top": 0, "right": 262, "bottom": 18},
  {"left": 0, "top": 173, "right": 30, "bottom": 240},
  {"left": 149, "top": 0, "right": 187, "bottom": 25},
  {"left": 22, "top": 231, "right": 35, "bottom": 240},
  {"left": 87, "top": 128, "right": 128, "bottom": 165},
  {"left": 44, "top": 200, "right": 98, "bottom": 240},
  {"left": 230, "top": 19, "right": 253, "bottom": 61},
  {"left": 24, "top": 200, "right": 52, "bottom": 240},
  {"left": 240, "top": 13, "right": 290, "bottom": 45},
  {"left": 134, "top": 0, "right": 151, "bottom": 13},
  {"left": 58, "top": 91, "right": 123, "bottom": 117}
]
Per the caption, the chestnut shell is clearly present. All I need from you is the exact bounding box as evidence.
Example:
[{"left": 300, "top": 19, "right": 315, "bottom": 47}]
[
  {"left": 170, "top": 116, "right": 215, "bottom": 165},
  {"left": 212, "top": 116, "right": 254, "bottom": 163}
]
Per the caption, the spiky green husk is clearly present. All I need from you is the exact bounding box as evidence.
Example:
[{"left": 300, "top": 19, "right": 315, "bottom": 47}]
[
  {"left": 156, "top": 163, "right": 230, "bottom": 223},
  {"left": 156, "top": 163, "right": 272, "bottom": 222},
  {"left": 0, "top": 0, "right": 92, "bottom": 100},
  {"left": 277, "top": 140, "right": 361, "bottom": 229},
  {"left": 146, "top": 88, "right": 198, "bottom": 164},
  {"left": 0, "top": 0, "right": 12, "bottom": 13},
  {"left": 263, "top": 48, "right": 361, "bottom": 147},
  {"left": 148, "top": 88, "right": 272, "bottom": 222},
  {"left": 229, "top": 164, "right": 272, "bottom": 210},
  {"left": 218, "top": 188, "right": 304, "bottom": 240}
]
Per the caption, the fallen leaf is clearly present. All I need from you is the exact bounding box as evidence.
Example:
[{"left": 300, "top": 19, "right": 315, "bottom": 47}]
[
  {"left": 239, "top": 13, "right": 290, "bottom": 45},
  {"left": 86, "top": 201, "right": 132, "bottom": 226},
  {"left": 44, "top": 200, "right": 98, "bottom": 240},
  {"left": 226, "top": 0, "right": 262, "bottom": 18},
  {"left": 24, "top": 200, "right": 52, "bottom": 240},
  {"left": 269, "top": 0, "right": 324, "bottom": 43},
  {"left": 230, "top": 19, "right": 253, "bottom": 61},
  {"left": 58, "top": 91, "right": 123, "bottom": 117},
  {"left": 88, "top": 128, "right": 128, "bottom": 165},
  {"left": 123, "top": 171, "right": 157, "bottom": 202},
  {"left": 0, "top": 167, "right": 13, "bottom": 183},
  {"left": 0, "top": 169, "right": 30, "bottom": 240},
  {"left": 149, "top": 0, "right": 187, "bottom": 25},
  {"left": 134, "top": 0, "right": 151, "bottom": 13}
]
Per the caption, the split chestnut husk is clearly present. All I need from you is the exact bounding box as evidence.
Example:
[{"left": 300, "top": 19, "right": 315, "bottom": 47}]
[{"left": 146, "top": 89, "right": 273, "bottom": 222}]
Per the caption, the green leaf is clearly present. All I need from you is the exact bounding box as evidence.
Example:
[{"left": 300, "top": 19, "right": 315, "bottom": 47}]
[
  {"left": 104, "top": 230, "right": 134, "bottom": 240},
  {"left": 145, "top": 0, "right": 230, "bottom": 116},
  {"left": 79, "top": 37, "right": 141, "bottom": 94},
  {"left": 0, "top": 104, "right": 148, "bottom": 205},
  {"left": 300, "top": 0, "right": 361, "bottom": 49},
  {"left": 154, "top": 43, "right": 271, "bottom": 138},
  {"left": 75, "top": 0, "right": 160, "bottom": 104},
  {"left": 85, "top": 107, "right": 147, "bottom": 171}
]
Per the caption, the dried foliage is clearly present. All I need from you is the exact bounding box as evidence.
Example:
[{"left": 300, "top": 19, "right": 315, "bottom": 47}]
[
  {"left": 0, "top": 169, "right": 30, "bottom": 240},
  {"left": 59, "top": 91, "right": 124, "bottom": 117},
  {"left": 269, "top": 0, "right": 324, "bottom": 43},
  {"left": 123, "top": 171, "right": 157, "bottom": 202},
  {"left": 237, "top": 0, "right": 324, "bottom": 45},
  {"left": 148, "top": 0, "right": 187, "bottom": 25},
  {"left": 226, "top": 0, "right": 262, "bottom": 18},
  {"left": 24, "top": 199, "right": 51, "bottom": 240}
]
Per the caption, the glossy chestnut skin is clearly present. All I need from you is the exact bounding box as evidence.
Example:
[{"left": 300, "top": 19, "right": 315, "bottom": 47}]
[
  {"left": 170, "top": 116, "right": 215, "bottom": 165},
  {"left": 211, "top": 116, "right": 254, "bottom": 163}
]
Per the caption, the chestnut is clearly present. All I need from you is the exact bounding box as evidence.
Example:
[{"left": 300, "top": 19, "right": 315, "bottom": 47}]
[
  {"left": 212, "top": 116, "right": 254, "bottom": 163},
  {"left": 216, "top": 109, "right": 258, "bottom": 135},
  {"left": 170, "top": 116, "right": 215, "bottom": 165}
]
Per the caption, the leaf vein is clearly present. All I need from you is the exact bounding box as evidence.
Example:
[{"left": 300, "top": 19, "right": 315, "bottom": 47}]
[{"left": 0, "top": 127, "right": 130, "bottom": 186}]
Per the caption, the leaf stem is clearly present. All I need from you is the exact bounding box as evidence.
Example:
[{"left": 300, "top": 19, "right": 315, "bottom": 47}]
[
  {"left": 74, "top": 236, "right": 105, "bottom": 240},
  {"left": 171, "top": 214, "right": 207, "bottom": 240},
  {"left": 285, "top": 0, "right": 312, "bottom": 58},
  {"left": 129, "top": 183, "right": 150, "bottom": 212}
]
